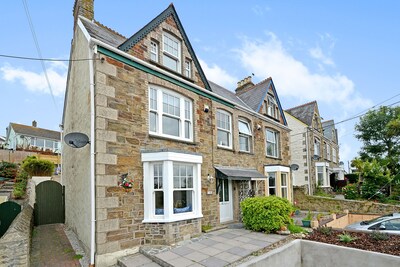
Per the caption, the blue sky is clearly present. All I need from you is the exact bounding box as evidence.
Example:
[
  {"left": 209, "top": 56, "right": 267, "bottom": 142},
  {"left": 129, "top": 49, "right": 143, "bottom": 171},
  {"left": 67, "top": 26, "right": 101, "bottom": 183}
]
[{"left": 1, "top": 1, "right": 400, "bottom": 170}]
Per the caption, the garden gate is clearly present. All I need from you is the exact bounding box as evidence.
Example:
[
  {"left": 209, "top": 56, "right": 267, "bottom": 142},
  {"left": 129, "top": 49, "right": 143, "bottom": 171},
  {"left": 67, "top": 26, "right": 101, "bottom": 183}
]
[
  {"left": 34, "top": 180, "right": 65, "bottom": 226},
  {"left": 0, "top": 201, "right": 21, "bottom": 237}
]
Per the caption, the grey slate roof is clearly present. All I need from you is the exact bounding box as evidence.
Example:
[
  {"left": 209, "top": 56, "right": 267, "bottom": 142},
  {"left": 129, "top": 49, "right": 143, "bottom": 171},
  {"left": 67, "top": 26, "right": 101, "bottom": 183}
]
[
  {"left": 285, "top": 101, "right": 317, "bottom": 126},
  {"left": 208, "top": 81, "right": 251, "bottom": 109},
  {"left": 80, "top": 17, "right": 126, "bottom": 48},
  {"left": 238, "top": 78, "right": 271, "bottom": 111},
  {"left": 215, "top": 166, "right": 267, "bottom": 180},
  {"left": 10, "top": 123, "right": 61, "bottom": 141}
]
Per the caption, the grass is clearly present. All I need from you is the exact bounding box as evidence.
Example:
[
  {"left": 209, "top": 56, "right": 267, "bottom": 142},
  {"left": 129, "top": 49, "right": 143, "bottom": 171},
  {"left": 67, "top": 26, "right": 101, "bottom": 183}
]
[
  {"left": 201, "top": 224, "right": 213, "bottom": 232},
  {"left": 288, "top": 224, "right": 307, "bottom": 234},
  {"left": 73, "top": 254, "right": 83, "bottom": 260},
  {"left": 338, "top": 233, "right": 356, "bottom": 243}
]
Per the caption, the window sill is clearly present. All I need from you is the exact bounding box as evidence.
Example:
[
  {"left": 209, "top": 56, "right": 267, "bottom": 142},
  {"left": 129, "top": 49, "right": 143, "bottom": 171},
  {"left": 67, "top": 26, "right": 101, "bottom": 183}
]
[
  {"left": 217, "top": 145, "right": 233, "bottom": 152},
  {"left": 149, "top": 133, "right": 197, "bottom": 145},
  {"left": 238, "top": 150, "right": 253, "bottom": 155},
  {"left": 266, "top": 155, "right": 282, "bottom": 160},
  {"left": 142, "top": 213, "right": 203, "bottom": 223}
]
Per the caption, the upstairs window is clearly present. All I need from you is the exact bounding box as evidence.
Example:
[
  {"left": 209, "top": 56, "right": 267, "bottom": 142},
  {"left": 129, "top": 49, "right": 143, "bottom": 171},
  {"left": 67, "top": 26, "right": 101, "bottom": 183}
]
[
  {"left": 163, "top": 33, "right": 181, "bottom": 72},
  {"left": 184, "top": 59, "right": 191, "bottom": 78},
  {"left": 267, "top": 95, "right": 279, "bottom": 119},
  {"left": 326, "top": 143, "right": 331, "bottom": 161},
  {"left": 314, "top": 138, "right": 321, "bottom": 157},
  {"left": 150, "top": 41, "right": 158, "bottom": 62},
  {"left": 266, "top": 129, "right": 279, "bottom": 157},
  {"left": 217, "top": 110, "right": 232, "bottom": 149},
  {"left": 149, "top": 86, "right": 193, "bottom": 141},
  {"left": 333, "top": 149, "right": 337, "bottom": 163},
  {"left": 238, "top": 120, "right": 252, "bottom": 152}
]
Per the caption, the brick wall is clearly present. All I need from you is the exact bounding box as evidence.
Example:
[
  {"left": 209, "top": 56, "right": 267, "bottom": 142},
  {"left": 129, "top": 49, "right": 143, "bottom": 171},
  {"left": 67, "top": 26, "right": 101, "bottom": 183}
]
[{"left": 0, "top": 205, "right": 33, "bottom": 267}]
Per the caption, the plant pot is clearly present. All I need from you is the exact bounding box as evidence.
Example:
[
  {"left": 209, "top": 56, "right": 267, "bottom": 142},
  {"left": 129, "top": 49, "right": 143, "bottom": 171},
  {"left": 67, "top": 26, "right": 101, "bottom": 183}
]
[{"left": 302, "top": 220, "right": 311, "bottom": 227}]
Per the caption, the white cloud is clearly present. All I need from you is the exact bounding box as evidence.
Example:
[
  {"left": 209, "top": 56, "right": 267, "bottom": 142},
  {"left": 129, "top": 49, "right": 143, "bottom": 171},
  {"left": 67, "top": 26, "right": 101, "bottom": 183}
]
[
  {"left": 233, "top": 32, "right": 372, "bottom": 111},
  {"left": 0, "top": 61, "right": 67, "bottom": 96},
  {"left": 251, "top": 5, "right": 271, "bottom": 16},
  {"left": 309, "top": 46, "right": 334, "bottom": 66},
  {"left": 199, "top": 58, "right": 238, "bottom": 89}
]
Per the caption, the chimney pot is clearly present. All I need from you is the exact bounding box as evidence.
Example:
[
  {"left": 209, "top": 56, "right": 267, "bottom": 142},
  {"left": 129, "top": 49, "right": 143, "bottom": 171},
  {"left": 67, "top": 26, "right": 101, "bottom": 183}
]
[{"left": 32, "top": 120, "right": 37, "bottom": 127}]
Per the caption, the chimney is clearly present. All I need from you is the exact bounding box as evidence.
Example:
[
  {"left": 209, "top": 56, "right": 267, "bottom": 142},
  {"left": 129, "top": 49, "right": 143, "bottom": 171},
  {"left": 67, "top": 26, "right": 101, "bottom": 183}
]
[
  {"left": 73, "top": 0, "right": 94, "bottom": 30},
  {"left": 235, "top": 76, "right": 254, "bottom": 95},
  {"left": 32, "top": 120, "right": 37, "bottom": 127}
]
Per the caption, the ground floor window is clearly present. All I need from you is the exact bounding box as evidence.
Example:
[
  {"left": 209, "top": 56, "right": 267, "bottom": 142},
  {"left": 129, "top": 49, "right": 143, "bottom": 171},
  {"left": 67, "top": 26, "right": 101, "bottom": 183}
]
[
  {"left": 142, "top": 151, "right": 203, "bottom": 222},
  {"left": 315, "top": 162, "right": 330, "bottom": 187},
  {"left": 265, "top": 166, "right": 291, "bottom": 201}
]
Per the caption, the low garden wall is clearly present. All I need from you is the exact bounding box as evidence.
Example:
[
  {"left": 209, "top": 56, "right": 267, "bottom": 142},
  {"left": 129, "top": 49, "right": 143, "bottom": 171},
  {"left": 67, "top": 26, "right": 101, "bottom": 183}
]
[
  {"left": 0, "top": 205, "right": 33, "bottom": 266},
  {"left": 294, "top": 187, "right": 400, "bottom": 215}
]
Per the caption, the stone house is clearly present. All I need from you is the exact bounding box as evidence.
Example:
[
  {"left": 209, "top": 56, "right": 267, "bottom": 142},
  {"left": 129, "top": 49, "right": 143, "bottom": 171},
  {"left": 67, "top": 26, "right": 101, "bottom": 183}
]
[
  {"left": 62, "top": 1, "right": 292, "bottom": 265},
  {"left": 285, "top": 101, "right": 344, "bottom": 195}
]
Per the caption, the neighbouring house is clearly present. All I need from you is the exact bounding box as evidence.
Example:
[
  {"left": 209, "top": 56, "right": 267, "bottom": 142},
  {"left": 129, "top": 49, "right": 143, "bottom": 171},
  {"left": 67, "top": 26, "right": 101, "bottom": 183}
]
[
  {"left": 62, "top": 1, "right": 292, "bottom": 265},
  {"left": 4, "top": 121, "right": 61, "bottom": 154},
  {"left": 285, "top": 101, "right": 344, "bottom": 195},
  {"left": 0, "top": 136, "right": 5, "bottom": 148}
]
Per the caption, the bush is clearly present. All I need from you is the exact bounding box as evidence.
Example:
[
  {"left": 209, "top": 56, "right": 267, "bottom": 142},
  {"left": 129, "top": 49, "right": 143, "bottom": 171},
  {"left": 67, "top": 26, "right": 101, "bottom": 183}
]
[
  {"left": 13, "top": 170, "right": 29, "bottom": 199},
  {"left": 21, "top": 156, "right": 55, "bottom": 176},
  {"left": 0, "top": 161, "right": 18, "bottom": 178},
  {"left": 345, "top": 173, "right": 359, "bottom": 183},
  {"left": 343, "top": 184, "right": 359, "bottom": 199},
  {"left": 288, "top": 224, "right": 306, "bottom": 234},
  {"left": 370, "top": 231, "right": 389, "bottom": 241},
  {"left": 338, "top": 233, "right": 356, "bottom": 243},
  {"left": 240, "top": 196, "right": 294, "bottom": 233},
  {"left": 316, "top": 226, "right": 333, "bottom": 236}
]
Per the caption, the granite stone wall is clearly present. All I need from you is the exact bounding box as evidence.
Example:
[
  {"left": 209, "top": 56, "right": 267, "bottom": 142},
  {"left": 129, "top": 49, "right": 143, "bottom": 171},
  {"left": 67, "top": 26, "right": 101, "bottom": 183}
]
[{"left": 0, "top": 205, "right": 33, "bottom": 267}]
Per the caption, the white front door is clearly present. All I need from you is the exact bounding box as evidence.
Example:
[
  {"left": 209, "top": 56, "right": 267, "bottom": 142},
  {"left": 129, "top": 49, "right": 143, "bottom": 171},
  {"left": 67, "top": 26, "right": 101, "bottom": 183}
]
[{"left": 219, "top": 179, "right": 233, "bottom": 223}]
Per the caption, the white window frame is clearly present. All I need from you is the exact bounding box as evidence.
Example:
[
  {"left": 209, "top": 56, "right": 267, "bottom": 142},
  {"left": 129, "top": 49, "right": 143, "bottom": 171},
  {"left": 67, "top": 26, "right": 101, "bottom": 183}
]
[
  {"left": 162, "top": 32, "right": 181, "bottom": 72},
  {"left": 149, "top": 85, "right": 193, "bottom": 142},
  {"left": 265, "top": 166, "right": 290, "bottom": 199},
  {"left": 326, "top": 143, "right": 331, "bottom": 161},
  {"left": 267, "top": 95, "right": 278, "bottom": 119},
  {"left": 314, "top": 137, "right": 321, "bottom": 157},
  {"left": 142, "top": 151, "right": 203, "bottom": 223},
  {"left": 216, "top": 110, "right": 232, "bottom": 149},
  {"left": 267, "top": 172, "right": 276, "bottom": 196},
  {"left": 332, "top": 149, "right": 337, "bottom": 163},
  {"left": 184, "top": 59, "right": 191, "bottom": 78},
  {"left": 266, "top": 129, "right": 279, "bottom": 158},
  {"left": 281, "top": 173, "right": 288, "bottom": 199},
  {"left": 150, "top": 41, "right": 158, "bottom": 62},
  {"left": 238, "top": 119, "right": 252, "bottom": 153},
  {"left": 315, "top": 162, "right": 330, "bottom": 187}
]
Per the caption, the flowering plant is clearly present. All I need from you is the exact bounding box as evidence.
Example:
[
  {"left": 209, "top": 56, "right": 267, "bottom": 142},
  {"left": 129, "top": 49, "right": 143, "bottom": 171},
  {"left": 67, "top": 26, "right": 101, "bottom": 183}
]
[{"left": 118, "top": 173, "right": 133, "bottom": 189}]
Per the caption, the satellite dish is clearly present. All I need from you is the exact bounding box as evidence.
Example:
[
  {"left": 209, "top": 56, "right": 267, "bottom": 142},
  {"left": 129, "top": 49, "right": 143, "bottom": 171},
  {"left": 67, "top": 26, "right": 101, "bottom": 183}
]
[
  {"left": 64, "top": 132, "right": 90, "bottom": 148},
  {"left": 290, "top": 164, "right": 299, "bottom": 171}
]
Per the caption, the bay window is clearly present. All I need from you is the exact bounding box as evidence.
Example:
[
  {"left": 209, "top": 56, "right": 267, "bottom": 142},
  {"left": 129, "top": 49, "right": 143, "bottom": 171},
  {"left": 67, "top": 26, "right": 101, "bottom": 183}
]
[
  {"left": 268, "top": 172, "right": 276, "bottom": 195},
  {"left": 316, "top": 162, "right": 330, "bottom": 187},
  {"left": 142, "top": 151, "right": 203, "bottom": 222},
  {"left": 149, "top": 86, "right": 193, "bottom": 141},
  {"left": 217, "top": 110, "right": 232, "bottom": 148}
]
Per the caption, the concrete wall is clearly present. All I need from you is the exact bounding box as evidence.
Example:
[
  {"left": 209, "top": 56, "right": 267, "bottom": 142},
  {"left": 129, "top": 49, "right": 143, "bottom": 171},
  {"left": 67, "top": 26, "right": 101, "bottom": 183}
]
[
  {"left": 0, "top": 205, "right": 33, "bottom": 267},
  {"left": 294, "top": 187, "right": 400, "bottom": 215},
  {"left": 63, "top": 24, "right": 92, "bottom": 254},
  {"left": 239, "top": 239, "right": 400, "bottom": 267}
]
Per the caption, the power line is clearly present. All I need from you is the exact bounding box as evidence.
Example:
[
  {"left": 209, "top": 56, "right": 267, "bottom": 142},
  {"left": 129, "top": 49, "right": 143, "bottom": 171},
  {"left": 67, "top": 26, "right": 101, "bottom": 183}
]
[
  {"left": 22, "top": 0, "right": 57, "bottom": 111},
  {"left": 0, "top": 53, "right": 99, "bottom": 62}
]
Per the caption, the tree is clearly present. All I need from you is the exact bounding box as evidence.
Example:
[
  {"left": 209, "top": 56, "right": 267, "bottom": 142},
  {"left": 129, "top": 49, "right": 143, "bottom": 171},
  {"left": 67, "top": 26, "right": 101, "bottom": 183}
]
[{"left": 355, "top": 106, "right": 400, "bottom": 175}]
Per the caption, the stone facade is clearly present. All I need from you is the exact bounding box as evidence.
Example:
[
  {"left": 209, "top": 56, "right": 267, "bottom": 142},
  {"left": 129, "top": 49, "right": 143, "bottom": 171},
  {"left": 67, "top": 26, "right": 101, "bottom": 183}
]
[{"left": 0, "top": 205, "right": 33, "bottom": 267}]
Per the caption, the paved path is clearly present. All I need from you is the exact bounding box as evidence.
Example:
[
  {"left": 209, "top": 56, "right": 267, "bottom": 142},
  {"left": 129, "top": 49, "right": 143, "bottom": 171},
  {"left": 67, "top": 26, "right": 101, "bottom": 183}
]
[
  {"left": 119, "top": 227, "right": 288, "bottom": 267},
  {"left": 30, "top": 224, "right": 81, "bottom": 267}
]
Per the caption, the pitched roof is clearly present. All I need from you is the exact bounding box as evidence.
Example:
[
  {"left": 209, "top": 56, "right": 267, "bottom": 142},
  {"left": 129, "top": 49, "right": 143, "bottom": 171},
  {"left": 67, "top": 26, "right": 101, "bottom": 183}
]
[
  {"left": 238, "top": 78, "right": 271, "bottom": 111},
  {"left": 285, "top": 101, "right": 317, "bottom": 126},
  {"left": 80, "top": 18, "right": 126, "bottom": 47},
  {"left": 208, "top": 81, "right": 251, "bottom": 109},
  {"left": 10, "top": 123, "right": 60, "bottom": 141}
]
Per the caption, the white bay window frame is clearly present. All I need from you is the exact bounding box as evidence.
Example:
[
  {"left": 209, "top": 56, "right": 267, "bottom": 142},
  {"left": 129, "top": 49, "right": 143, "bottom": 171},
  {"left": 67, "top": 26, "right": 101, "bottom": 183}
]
[
  {"left": 315, "top": 162, "right": 330, "bottom": 187},
  {"left": 142, "top": 151, "right": 203, "bottom": 223},
  {"left": 149, "top": 86, "right": 193, "bottom": 141}
]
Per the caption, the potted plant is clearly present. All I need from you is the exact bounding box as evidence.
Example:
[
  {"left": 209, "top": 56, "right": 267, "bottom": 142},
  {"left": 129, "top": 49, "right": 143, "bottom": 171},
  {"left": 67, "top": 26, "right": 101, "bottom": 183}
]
[{"left": 302, "top": 210, "right": 313, "bottom": 227}]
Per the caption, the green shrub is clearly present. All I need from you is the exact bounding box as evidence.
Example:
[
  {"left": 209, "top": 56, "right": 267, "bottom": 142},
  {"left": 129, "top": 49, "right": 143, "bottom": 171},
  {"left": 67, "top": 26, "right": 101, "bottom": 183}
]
[
  {"left": 370, "top": 231, "right": 389, "bottom": 241},
  {"left": 343, "top": 184, "right": 359, "bottom": 199},
  {"left": 13, "top": 170, "right": 29, "bottom": 199},
  {"left": 317, "top": 226, "right": 333, "bottom": 236},
  {"left": 21, "top": 156, "right": 54, "bottom": 176},
  {"left": 240, "top": 196, "right": 294, "bottom": 233},
  {"left": 0, "top": 161, "right": 18, "bottom": 178},
  {"left": 338, "top": 233, "right": 356, "bottom": 243},
  {"left": 345, "top": 173, "right": 359, "bottom": 183},
  {"left": 288, "top": 224, "right": 306, "bottom": 234}
]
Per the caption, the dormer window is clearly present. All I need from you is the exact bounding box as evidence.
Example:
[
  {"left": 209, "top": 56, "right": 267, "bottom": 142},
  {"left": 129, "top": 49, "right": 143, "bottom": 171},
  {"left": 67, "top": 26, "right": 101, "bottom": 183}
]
[
  {"left": 150, "top": 41, "right": 158, "bottom": 62},
  {"left": 267, "top": 95, "right": 278, "bottom": 119},
  {"left": 163, "top": 32, "right": 181, "bottom": 72},
  {"left": 184, "top": 59, "right": 191, "bottom": 78}
]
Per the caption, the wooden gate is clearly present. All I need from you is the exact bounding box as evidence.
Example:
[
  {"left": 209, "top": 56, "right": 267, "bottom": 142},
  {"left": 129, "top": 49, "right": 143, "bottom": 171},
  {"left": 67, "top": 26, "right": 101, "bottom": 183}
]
[
  {"left": 0, "top": 201, "right": 21, "bottom": 237},
  {"left": 34, "top": 180, "right": 65, "bottom": 226}
]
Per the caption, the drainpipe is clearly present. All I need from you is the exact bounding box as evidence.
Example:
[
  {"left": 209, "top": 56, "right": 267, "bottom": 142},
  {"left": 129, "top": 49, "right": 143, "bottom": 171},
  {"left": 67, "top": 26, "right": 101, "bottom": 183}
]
[
  {"left": 88, "top": 43, "right": 96, "bottom": 266},
  {"left": 305, "top": 127, "right": 311, "bottom": 195}
]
